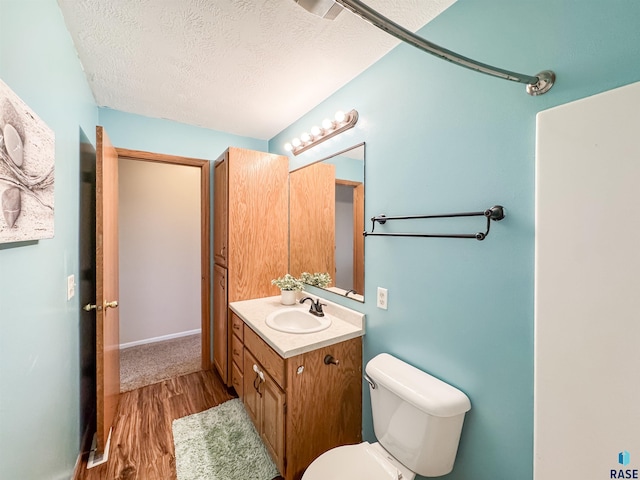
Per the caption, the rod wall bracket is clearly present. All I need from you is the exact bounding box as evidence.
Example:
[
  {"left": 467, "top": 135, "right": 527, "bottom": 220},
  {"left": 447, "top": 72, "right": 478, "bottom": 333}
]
[{"left": 526, "top": 71, "right": 556, "bottom": 96}]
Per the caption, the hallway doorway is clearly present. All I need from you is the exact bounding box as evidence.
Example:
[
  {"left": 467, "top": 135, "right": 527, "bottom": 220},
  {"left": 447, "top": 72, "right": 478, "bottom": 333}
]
[{"left": 116, "top": 148, "right": 211, "bottom": 380}]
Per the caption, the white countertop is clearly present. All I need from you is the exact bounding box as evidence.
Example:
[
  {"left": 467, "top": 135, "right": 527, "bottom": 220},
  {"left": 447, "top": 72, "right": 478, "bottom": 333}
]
[{"left": 229, "top": 294, "right": 365, "bottom": 359}]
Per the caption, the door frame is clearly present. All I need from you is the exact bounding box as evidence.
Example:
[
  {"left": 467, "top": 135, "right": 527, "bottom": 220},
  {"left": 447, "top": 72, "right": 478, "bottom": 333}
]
[
  {"left": 335, "top": 178, "right": 364, "bottom": 294},
  {"left": 116, "top": 148, "right": 212, "bottom": 370}
]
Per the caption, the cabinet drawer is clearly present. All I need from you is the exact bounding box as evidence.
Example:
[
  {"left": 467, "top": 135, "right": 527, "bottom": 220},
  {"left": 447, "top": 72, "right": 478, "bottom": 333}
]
[
  {"left": 231, "top": 361, "right": 243, "bottom": 398},
  {"left": 231, "top": 312, "right": 244, "bottom": 341},
  {"left": 244, "top": 325, "right": 285, "bottom": 388},
  {"left": 231, "top": 334, "right": 243, "bottom": 373}
]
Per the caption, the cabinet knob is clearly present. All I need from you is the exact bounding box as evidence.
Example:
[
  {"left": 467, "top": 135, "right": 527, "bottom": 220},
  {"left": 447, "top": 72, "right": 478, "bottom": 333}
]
[{"left": 324, "top": 355, "right": 340, "bottom": 366}]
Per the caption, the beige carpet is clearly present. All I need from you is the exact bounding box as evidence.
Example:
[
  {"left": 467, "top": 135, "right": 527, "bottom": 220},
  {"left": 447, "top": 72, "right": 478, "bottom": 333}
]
[{"left": 120, "top": 333, "right": 201, "bottom": 392}]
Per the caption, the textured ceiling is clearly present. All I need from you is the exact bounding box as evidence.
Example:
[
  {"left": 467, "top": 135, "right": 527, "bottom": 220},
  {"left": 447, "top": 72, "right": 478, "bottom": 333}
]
[{"left": 58, "top": 0, "right": 455, "bottom": 140}]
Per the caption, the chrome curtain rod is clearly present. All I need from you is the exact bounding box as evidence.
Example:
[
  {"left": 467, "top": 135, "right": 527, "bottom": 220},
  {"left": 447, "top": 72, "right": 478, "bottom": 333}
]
[{"left": 335, "top": 0, "right": 555, "bottom": 96}]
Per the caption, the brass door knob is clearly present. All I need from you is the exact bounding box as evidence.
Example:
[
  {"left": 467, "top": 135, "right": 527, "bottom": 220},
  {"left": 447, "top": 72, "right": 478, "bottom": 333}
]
[
  {"left": 104, "top": 300, "right": 118, "bottom": 309},
  {"left": 83, "top": 303, "right": 97, "bottom": 312}
]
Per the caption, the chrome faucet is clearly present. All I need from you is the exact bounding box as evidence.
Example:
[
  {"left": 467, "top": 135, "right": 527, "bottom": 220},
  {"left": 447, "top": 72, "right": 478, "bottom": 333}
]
[{"left": 300, "top": 297, "right": 326, "bottom": 317}]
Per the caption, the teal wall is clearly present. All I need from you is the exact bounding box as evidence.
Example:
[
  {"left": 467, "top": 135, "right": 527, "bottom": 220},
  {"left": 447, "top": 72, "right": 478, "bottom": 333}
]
[
  {"left": 0, "top": 1, "right": 97, "bottom": 479},
  {"left": 270, "top": 1, "right": 640, "bottom": 479},
  {"left": 98, "top": 108, "right": 266, "bottom": 158},
  {"left": 327, "top": 155, "right": 364, "bottom": 183}
]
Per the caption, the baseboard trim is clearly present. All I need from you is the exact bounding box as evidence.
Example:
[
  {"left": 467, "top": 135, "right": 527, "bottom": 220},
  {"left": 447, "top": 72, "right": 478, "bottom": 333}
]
[{"left": 120, "top": 329, "right": 201, "bottom": 350}]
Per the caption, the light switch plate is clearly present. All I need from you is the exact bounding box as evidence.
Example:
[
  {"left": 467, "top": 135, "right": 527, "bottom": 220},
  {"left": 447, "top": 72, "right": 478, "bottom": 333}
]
[{"left": 67, "top": 274, "right": 75, "bottom": 300}]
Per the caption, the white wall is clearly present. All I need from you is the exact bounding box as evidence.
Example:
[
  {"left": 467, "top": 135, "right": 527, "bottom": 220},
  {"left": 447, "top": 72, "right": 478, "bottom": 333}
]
[
  {"left": 535, "top": 81, "right": 640, "bottom": 478},
  {"left": 118, "top": 159, "right": 201, "bottom": 346}
]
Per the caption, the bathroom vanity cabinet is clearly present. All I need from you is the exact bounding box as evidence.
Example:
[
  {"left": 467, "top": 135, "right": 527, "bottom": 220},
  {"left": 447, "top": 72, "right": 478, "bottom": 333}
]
[
  {"left": 230, "top": 311, "right": 362, "bottom": 480},
  {"left": 212, "top": 147, "right": 288, "bottom": 385}
]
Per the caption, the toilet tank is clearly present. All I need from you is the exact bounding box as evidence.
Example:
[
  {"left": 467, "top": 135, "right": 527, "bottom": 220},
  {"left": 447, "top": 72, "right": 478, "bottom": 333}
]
[{"left": 366, "top": 353, "right": 471, "bottom": 477}]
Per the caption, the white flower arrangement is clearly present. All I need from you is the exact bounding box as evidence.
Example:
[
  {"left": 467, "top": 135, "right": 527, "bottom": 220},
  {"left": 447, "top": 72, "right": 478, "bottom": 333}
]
[
  {"left": 271, "top": 273, "right": 304, "bottom": 291},
  {"left": 299, "top": 272, "right": 332, "bottom": 289}
]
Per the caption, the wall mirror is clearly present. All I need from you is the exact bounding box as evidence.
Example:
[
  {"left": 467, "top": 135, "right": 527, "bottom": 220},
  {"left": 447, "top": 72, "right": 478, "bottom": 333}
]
[{"left": 289, "top": 143, "right": 365, "bottom": 302}]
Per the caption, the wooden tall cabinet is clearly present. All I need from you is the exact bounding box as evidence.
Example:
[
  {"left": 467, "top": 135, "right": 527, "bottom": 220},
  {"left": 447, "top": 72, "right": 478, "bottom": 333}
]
[{"left": 213, "top": 147, "right": 288, "bottom": 385}]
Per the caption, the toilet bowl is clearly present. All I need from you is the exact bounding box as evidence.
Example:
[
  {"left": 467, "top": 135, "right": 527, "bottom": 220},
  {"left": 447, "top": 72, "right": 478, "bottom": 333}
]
[
  {"left": 301, "top": 353, "right": 471, "bottom": 479},
  {"left": 302, "top": 441, "right": 415, "bottom": 480}
]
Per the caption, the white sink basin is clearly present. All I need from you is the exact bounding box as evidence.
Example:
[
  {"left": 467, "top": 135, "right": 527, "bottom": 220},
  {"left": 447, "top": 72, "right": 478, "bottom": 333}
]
[{"left": 266, "top": 307, "right": 332, "bottom": 334}]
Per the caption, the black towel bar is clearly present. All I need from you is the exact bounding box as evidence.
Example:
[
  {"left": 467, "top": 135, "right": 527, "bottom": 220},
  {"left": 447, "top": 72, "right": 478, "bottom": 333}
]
[{"left": 363, "top": 205, "right": 505, "bottom": 241}]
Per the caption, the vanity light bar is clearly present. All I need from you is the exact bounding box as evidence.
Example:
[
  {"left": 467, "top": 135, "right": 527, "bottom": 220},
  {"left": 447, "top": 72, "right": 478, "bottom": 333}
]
[{"left": 284, "top": 109, "right": 359, "bottom": 156}]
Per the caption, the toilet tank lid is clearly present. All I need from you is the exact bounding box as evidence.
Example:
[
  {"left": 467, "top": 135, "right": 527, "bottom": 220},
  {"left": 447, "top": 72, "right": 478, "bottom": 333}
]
[{"left": 366, "top": 353, "right": 471, "bottom": 417}]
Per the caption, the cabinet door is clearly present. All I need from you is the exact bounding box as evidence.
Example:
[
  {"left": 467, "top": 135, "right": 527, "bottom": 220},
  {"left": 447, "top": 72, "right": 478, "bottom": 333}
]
[
  {"left": 213, "top": 156, "right": 228, "bottom": 267},
  {"left": 226, "top": 147, "right": 288, "bottom": 302},
  {"left": 243, "top": 348, "right": 261, "bottom": 428},
  {"left": 261, "top": 372, "right": 286, "bottom": 475},
  {"left": 213, "top": 264, "right": 228, "bottom": 383}
]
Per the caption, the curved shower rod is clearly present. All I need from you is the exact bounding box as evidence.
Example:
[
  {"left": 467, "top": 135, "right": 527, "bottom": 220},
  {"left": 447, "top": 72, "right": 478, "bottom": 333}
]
[{"left": 334, "top": 0, "right": 555, "bottom": 96}]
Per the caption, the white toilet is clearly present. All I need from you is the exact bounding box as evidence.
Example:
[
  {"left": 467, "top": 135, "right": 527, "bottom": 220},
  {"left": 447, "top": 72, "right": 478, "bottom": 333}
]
[{"left": 302, "top": 353, "right": 471, "bottom": 479}]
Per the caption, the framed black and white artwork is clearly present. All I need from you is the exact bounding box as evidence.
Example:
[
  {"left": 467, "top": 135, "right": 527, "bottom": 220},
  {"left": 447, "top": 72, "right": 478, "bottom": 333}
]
[{"left": 0, "top": 79, "right": 55, "bottom": 243}]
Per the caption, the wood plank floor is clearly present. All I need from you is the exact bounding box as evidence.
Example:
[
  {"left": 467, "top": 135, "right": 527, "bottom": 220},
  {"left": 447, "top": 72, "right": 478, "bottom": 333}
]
[{"left": 75, "top": 369, "right": 283, "bottom": 480}]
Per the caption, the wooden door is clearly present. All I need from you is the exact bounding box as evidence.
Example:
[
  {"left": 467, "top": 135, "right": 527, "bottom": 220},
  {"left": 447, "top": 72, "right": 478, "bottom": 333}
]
[
  {"left": 95, "top": 126, "right": 120, "bottom": 453},
  {"left": 213, "top": 156, "right": 228, "bottom": 267},
  {"left": 261, "top": 371, "right": 286, "bottom": 474},
  {"left": 78, "top": 131, "right": 97, "bottom": 454},
  {"left": 213, "top": 264, "right": 228, "bottom": 382},
  {"left": 243, "top": 348, "right": 261, "bottom": 427}
]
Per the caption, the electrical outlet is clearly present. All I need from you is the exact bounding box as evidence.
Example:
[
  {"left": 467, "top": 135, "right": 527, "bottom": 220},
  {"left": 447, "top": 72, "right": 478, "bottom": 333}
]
[
  {"left": 67, "top": 274, "right": 75, "bottom": 300},
  {"left": 377, "top": 287, "right": 388, "bottom": 310}
]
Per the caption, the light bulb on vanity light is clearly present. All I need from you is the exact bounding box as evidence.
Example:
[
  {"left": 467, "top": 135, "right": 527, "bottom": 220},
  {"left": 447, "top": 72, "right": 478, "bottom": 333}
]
[
  {"left": 310, "top": 126, "right": 322, "bottom": 137},
  {"left": 334, "top": 110, "right": 346, "bottom": 123},
  {"left": 292, "top": 137, "right": 302, "bottom": 148},
  {"left": 284, "top": 142, "right": 293, "bottom": 152},
  {"left": 300, "top": 132, "right": 311, "bottom": 143},
  {"left": 322, "top": 118, "right": 334, "bottom": 130}
]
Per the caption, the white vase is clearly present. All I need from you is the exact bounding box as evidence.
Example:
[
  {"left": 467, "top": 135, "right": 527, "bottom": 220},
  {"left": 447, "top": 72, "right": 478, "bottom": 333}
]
[{"left": 280, "top": 289, "right": 296, "bottom": 305}]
